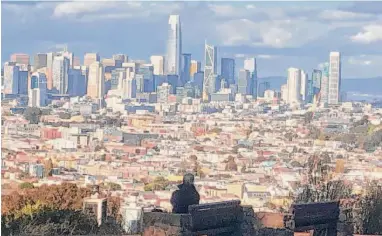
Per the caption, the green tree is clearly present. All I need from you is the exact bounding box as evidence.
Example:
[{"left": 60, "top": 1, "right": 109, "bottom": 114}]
[
  {"left": 19, "top": 182, "right": 34, "bottom": 190},
  {"left": 23, "top": 107, "right": 42, "bottom": 124},
  {"left": 107, "top": 183, "right": 121, "bottom": 191}
]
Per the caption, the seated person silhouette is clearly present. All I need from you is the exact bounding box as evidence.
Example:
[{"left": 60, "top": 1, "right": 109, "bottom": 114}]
[{"left": 170, "top": 173, "right": 200, "bottom": 214}]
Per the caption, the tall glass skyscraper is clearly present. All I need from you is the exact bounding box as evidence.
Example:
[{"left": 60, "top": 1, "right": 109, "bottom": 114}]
[
  {"left": 181, "top": 53, "right": 191, "bottom": 86},
  {"left": 238, "top": 69, "right": 250, "bottom": 95},
  {"left": 166, "top": 15, "right": 182, "bottom": 75},
  {"left": 221, "top": 58, "right": 235, "bottom": 86},
  {"left": 203, "top": 42, "right": 217, "bottom": 101},
  {"left": 320, "top": 63, "right": 330, "bottom": 105}
]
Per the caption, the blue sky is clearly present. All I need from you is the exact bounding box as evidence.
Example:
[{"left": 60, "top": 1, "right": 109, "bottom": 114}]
[{"left": 2, "top": 1, "right": 382, "bottom": 78}]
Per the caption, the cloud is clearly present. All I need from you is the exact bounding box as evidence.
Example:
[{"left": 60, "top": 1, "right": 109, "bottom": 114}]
[
  {"left": 216, "top": 18, "right": 331, "bottom": 48},
  {"left": 347, "top": 55, "right": 382, "bottom": 66},
  {"left": 351, "top": 24, "right": 382, "bottom": 44},
  {"left": 52, "top": 1, "right": 182, "bottom": 20},
  {"left": 319, "top": 10, "right": 374, "bottom": 21}
]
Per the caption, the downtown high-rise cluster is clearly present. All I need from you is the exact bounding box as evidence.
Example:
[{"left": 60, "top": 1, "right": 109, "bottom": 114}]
[
  {"left": 283, "top": 52, "right": 342, "bottom": 108},
  {"left": 2, "top": 14, "right": 341, "bottom": 109}
]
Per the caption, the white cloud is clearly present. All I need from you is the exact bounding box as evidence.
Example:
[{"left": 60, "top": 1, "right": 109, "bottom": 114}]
[
  {"left": 347, "top": 55, "right": 382, "bottom": 66},
  {"left": 351, "top": 24, "right": 382, "bottom": 44},
  {"left": 52, "top": 2, "right": 182, "bottom": 20},
  {"left": 257, "top": 54, "right": 279, "bottom": 59},
  {"left": 216, "top": 18, "right": 330, "bottom": 48},
  {"left": 319, "top": 10, "right": 374, "bottom": 20}
]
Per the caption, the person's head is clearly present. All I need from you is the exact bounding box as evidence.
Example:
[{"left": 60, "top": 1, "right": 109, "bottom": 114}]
[{"left": 183, "top": 173, "right": 195, "bottom": 185}]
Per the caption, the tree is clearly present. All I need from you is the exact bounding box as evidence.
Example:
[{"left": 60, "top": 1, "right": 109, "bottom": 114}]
[
  {"left": 106, "top": 183, "right": 121, "bottom": 191},
  {"left": 19, "top": 182, "right": 34, "bottom": 190},
  {"left": 304, "top": 111, "right": 314, "bottom": 124},
  {"left": 241, "top": 165, "right": 247, "bottom": 173},
  {"left": 43, "top": 158, "right": 53, "bottom": 177},
  {"left": 58, "top": 112, "right": 71, "bottom": 120},
  {"left": 23, "top": 107, "right": 42, "bottom": 124},
  {"left": 144, "top": 177, "right": 169, "bottom": 191},
  {"left": 225, "top": 156, "right": 238, "bottom": 171},
  {"left": 354, "top": 181, "right": 382, "bottom": 235}
]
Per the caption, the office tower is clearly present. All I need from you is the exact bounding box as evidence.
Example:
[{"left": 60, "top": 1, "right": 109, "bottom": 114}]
[
  {"left": 244, "top": 58, "right": 258, "bottom": 97},
  {"left": 166, "top": 15, "right": 182, "bottom": 75},
  {"left": 328, "top": 51, "right": 341, "bottom": 105},
  {"left": 68, "top": 69, "right": 86, "bottom": 97},
  {"left": 122, "top": 62, "right": 140, "bottom": 74},
  {"left": 10, "top": 53, "right": 30, "bottom": 65},
  {"left": 154, "top": 75, "right": 166, "bottom": 91},
  {"left": 287, "top": 68, "right": 302, "bottom": 104},
  {"left": 3, "top": 62, "right": 19, "bottom": 94},
  {"left": 18, "top": 70, "right": 28, "bottom": 95},
  {"left": 150, "top": 56, "right": 165, "bottom": 75},
  {"left": 29, "top": 72, "right": 47, "bottom": 107},
  {"left": 123, "top": 75, "right": 137, "bottom": 99},
  {"left": 208, "top": 74, "right": 221, "bottom": 94},
  {"left": 52, "top": 56, "right": 70, "bottom": 94},
  {"left": 300, "top": 70, "right": 308, "bottom": 102},
  {"left": 238, "top": 69, "right": 250, "bottom": 95},
  {"left": 203, "top": 42, "right": 217, "bottom": 101},
  {"left": 45, "top": 52, "right": 58, "bottom": 90},
  {"left": 73, "top": 57, "right": 81, "bottom": 67},
  {"left": 167, "top": 74, "right": 179, "bottom": 94},
  {"left": 257, "top": 82, "right": 270, "bottom": 98},
  {"left": 306, "top": 74, "right": 314, "bottom": 104},
  {"left": 61, "top": 50, "right": 74, "bottom": 68},
  {"left": 113, "top": 54, "right": 128, "bottom": 68},
  {"left": 221, "top": 58, "right": 235, "bottom": 85},
  {"left": 281, "top": 84, "right": 288, "bottom": 102},
  {"left": 138, "top": 64, "right": 154, "bottom": 93},
  {"left": 181, "top": 53, "right": 191, "bottom": 85},
  {"left": 320, "top": 62, "right": 330, "bottom": 105},
  {"left": 184, "top": 81, "right": 196, "bottom": 98},
  {"left": 135, "top": 74, "right": 144, "bottom": 93},
  {"left": 84, "top": 53, "right": 100, "bottom": 67},
  {"left": 87, "top": 62, "right": 104, "bottom": 100},
  {"left": 190, "top": 60, "right": 201, "bottom": 77},
  {"left": 193, "top": 72, "right": 204, "bottom": 93},
  {"left": 312, "top": 69, "right": 322, "bottom": 96},
  {"left": 34, "top": 53, "right": 47, "bottom": 70},
  {"left": 157, "top": 83, "right": 172, "bottom": 103},
  {"left": 111, "top": 68, "right": 126, "bottom": 91}
]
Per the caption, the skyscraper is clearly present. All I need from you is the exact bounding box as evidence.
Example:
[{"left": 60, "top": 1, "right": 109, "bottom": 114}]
[
  {"left": 320, "top": 63, "right": 330, "bottom": 105},
  {"left": 244, "top": 58, "right": 258, "bottom": 97},
  {"left": 257, "top": 82, "right": 270, "bottom": 98},
  {"left": 203, "top": 42, "right": 217, "bottom": 101},
  {"left": 29, "top": 72, "right": 47, "bottom": 107},
  {"left": 10, "top": 53, "right": 30, "bottom": 65},
  {"left": 287, "top": 67, "right": 301, "bottom": 104},
  {"left": 18, "top": 71, "right": 29, "bottom": 95},
  {"left": 138, "top": 64, "right": 154, "bottom": 93},
  {"left": 84, "top": 53, "right": 100, "bottom": 67},
  {"left": 3, "top": 62, "right": 19, "bottom": 95},
  {"left": 157, "top": 83, "right": 172, "bottom": 103},
  {"left": 150, "top": 56, "right": 165, "bottom": 75},
  {"left": 312, "top": 69, "right": 322, "bottom": 102},
  {"left": 122, "top": 72, "right": 137, "bottom": 99},
  {"left": 238, "top": 69, "right": 250, "bottom": 95},
  {"left": 328, "top": 52, "right": 341, "bottom": 105},
  {"left": 68, "top": 69, "right": 86, "bottom": 97},
  {"left": 190, "top": 60, "right": 201, "bottom": 78},
  {"left": 221, "top": 58, "right": 235, "bottom": 86},
  {"left": 111, "top": 68, "right": 127, "bottom": 91},
  {"left": 113, "top": 54, "right": 128, "bottom": 67},
  {"left": 52, "top": 56, "right": 70, "bottom": 94},
  {"left": 300, "top": 70, "right": 308, "bottom": 102},
  {"left": 34, "top": 53, "right": 47, "bottom": 70},
  {"left": 87, "top": 62, "right": 105, "bottom": 100},
  {"left": 166, "top": 15, "right": 182, "bottom": 75},
  {"left": 181, "top": 53, "right": 191, "bottom": 85}
]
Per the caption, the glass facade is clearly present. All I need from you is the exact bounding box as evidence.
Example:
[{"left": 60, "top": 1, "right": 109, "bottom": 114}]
[
  {"left": 221, "top": 58, "right": 235, "bottom": 85},
  {"left": 181, "top": 53, "right": 191, "bottom": 85}
]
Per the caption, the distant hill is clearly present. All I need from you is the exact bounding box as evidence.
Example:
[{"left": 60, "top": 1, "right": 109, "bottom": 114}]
[{"left": 258, "top": 76, "right": 382, "bottom": 101}]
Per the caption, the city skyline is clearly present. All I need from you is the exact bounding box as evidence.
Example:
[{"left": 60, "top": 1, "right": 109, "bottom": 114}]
[{"left": 2, "top": 1, "right": 382, "bottom": 79}]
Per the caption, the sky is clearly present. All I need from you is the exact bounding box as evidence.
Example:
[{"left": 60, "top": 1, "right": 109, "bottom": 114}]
[{"left": 2, "top": 1, "right": 382, "bottom": 78}]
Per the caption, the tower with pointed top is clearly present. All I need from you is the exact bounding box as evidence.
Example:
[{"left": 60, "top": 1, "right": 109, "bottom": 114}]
[{"left": 166, "top": 15, "right": 182, "bottom": 76}]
